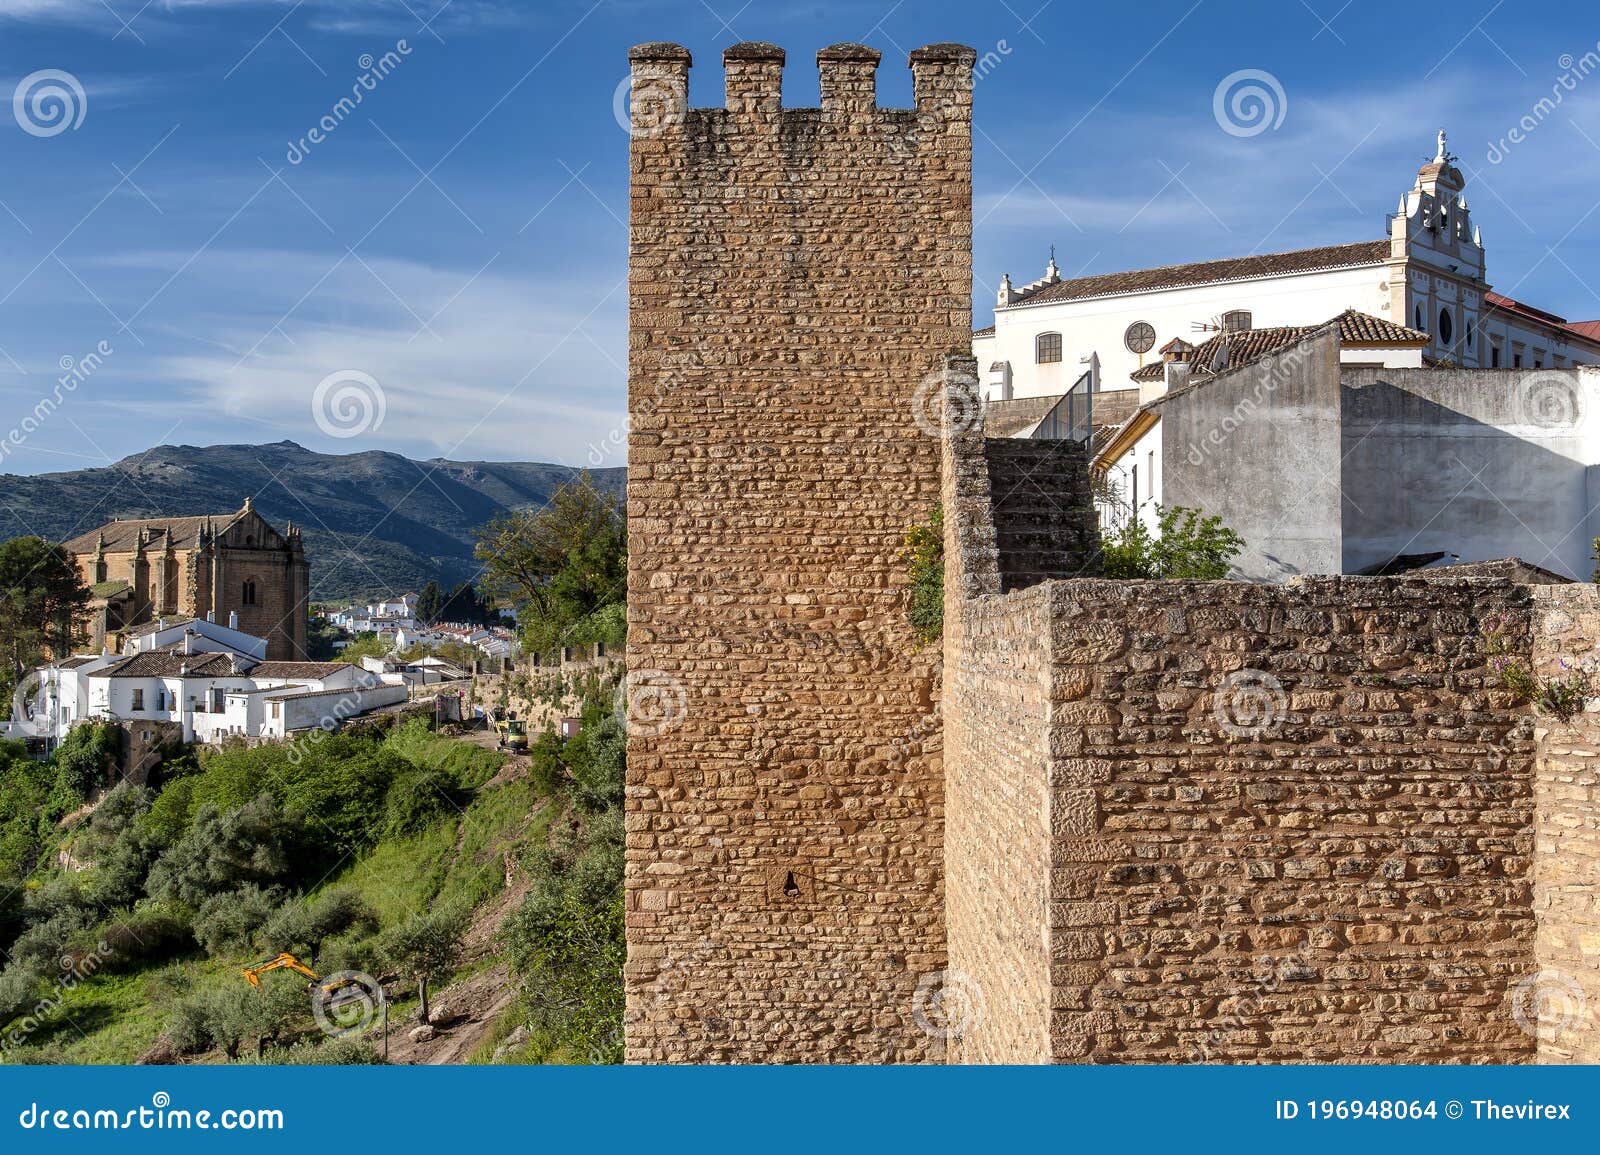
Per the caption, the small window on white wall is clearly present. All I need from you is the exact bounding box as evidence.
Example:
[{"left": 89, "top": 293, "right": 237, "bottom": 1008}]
[
  {"left": 1221, "top": 310, "right": 1252, "bottom": 333},
  {"left": 1035, "top": 332, "right": 1062, "bottom": 363}
]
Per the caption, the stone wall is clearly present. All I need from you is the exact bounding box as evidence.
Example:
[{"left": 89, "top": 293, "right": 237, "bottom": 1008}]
[
  {"left": 944, "top": 567, "right": 1568, "bottom": 1063},
  {"left": 623, "top": 41, "right": 975, "bottom": 1062},
  {"left": 1529, "top": 584, "right": 1600, "bottom": 1062}
]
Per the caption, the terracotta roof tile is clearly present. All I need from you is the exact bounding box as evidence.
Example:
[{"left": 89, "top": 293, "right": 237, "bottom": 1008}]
[
  {"left": 102, "top": 652, "right": 242, "bottom": 678},
  {"left": 63, "top": 513, "right": 244, "bottom": 555},
  {"left": 1126, "top": 310, "right": 1425, "bottom": 384},
  {"left": 1007, "top": 240, "right": 1391, "bottom": 307},
  {"left": 247, "top": 661, "right": 353, "bottom": 680}
]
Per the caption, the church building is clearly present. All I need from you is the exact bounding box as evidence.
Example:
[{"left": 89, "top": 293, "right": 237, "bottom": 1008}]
[
  {"left": 62, "top": 498, "right": 309, "bottom": 660},
  {"left": 974, "top": 130, "right": 1600, "bottom": 401}
]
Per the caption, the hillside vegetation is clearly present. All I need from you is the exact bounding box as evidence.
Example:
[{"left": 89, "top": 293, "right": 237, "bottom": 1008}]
[{"left": 0, "top": 673, "right": 625, "bottom": 1065}]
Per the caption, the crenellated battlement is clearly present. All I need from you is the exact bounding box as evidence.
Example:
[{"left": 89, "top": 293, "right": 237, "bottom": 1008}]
[
  {"left": 626, "top": 40, "right": 976, "bottom": 135},
  {"left": 624, "top": 40, "right": 975, "bottom": 1064}
]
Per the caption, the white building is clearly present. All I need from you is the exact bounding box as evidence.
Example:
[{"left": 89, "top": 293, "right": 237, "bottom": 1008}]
[
  {"left": 1098, "top": 309, "right": 1431, "bottom": 535},
  {"left": 9, "top": 621, "right": 408, "bottom": 745},
  {"left": 1091, "top": 323, "right": 1600, "bottom": 582},
  {"left": 975, "top": 130, "right": 1600, "bottom": 403}
]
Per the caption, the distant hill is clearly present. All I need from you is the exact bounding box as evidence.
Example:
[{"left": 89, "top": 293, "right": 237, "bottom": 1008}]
[{"left": 0, "top": 441, "right": 625, "bottom": 603}]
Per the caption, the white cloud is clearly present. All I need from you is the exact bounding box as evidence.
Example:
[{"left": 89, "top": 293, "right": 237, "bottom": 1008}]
[{"left": 151, "top": 250, "right": 630, "bottom": 465}]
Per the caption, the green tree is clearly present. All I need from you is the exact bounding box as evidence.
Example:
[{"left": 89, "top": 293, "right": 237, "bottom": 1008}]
[
  {"left": 145, "top": 794, "right": 309, "bottom": 909},
  {"left": 261, "top": 889, "right": 377, "bottom": 960},
  {"left": 415, "top": 581, "right": 445, "bottom": 625},
  {"left": 382, "top": 908, "right": 466, "bottom": 1024},
  {"left": 475, "top": 477, "right": 625, "bottom": 653},
  {"left": 1101, "top": 505, "right": 1244, "bottom": 580},
  {"left": 0, "top": 536, "right": 90, "bottom": 694}
]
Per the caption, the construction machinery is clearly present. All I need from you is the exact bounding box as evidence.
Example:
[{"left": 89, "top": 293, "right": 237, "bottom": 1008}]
[
  {"left": 241, "top": 953, "right": 364, "bottom": 1001},
  {"left": 493, "top": 711, "right": 528, "bottom": 752}
]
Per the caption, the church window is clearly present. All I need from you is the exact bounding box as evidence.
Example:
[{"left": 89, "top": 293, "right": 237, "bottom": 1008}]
[
  {"left": 1465, "top": 317, "right": 1474, "bottom": 349},
  {"left": 1035, "top": 332, "right": 1062, "bottom": 363},
  {"left": 243, "top": 579, "right": 258, "bottom": 606},
  {"left": 1438, "top": 308, "right": 1453, "bottom": 345},
  {"left": 1491, "top": 344, "right": 1501, "bottom": 368},
  {"left": 1221, "top": 310, "right": 1252, "bottom": 333},
  {"left": 1414, "top": 304, "right": 1425, "bottom": 331}
]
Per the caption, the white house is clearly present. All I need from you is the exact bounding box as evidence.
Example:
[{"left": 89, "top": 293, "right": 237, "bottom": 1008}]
[
  {"left": 9, "top": 630, "right": 408, "bottom": 745},
  {"left": 975, "top": 130, "right": 1600, "bottom": 404},
  {"left": 1091, "top": 324, "right": 1600, "bottom": 581}
]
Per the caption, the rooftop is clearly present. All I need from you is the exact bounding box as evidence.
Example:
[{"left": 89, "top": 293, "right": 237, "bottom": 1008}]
[
  {"left": 1128, "top": 310, "right": 1427, "bottom": 383},
  {"left": 1002, "top": 240, "right": 1391, "bottom": 309}
]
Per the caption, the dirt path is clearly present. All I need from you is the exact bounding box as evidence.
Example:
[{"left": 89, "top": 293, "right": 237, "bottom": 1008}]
[{"left": 376, "top": 740, "right": 536, "bottom": 1064}]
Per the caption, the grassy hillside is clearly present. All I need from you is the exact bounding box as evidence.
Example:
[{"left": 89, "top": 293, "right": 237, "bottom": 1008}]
[
  {"left": 0, "top": 440, "right": 625, "bottom": 602},
  {"left": 0, "top": 675, "right": 624, "bottom": 1065}
]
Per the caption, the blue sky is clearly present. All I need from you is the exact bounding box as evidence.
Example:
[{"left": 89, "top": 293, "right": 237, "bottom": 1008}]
[{"left": 0, "top": 0, "right": 1597, "bottom": 475}]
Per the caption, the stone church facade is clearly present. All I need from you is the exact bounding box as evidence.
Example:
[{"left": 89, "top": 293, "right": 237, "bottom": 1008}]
[{"left": 62, "top": 497, "right": 309, "bottom": 660}]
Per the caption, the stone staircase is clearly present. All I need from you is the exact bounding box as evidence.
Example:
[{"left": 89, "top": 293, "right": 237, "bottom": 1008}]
[{"left": 982, "top": 437, "right": 1103, "bottom": 592}]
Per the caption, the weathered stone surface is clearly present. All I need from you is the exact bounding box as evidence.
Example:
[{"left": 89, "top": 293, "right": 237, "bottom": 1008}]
[{"left": 624, "top": 43, "right": 972, "bottom": 1063}]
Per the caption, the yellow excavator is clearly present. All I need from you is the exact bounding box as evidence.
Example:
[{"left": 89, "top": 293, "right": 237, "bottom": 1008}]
[
  {"left": 492, "top": 710, "right": 528, "bottom": 752},
  {"left": 241, "top": 953, "right": 365, "bottom": 1002}
]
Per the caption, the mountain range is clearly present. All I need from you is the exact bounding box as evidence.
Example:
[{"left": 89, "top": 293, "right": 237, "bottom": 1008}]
[{"left": 0, "top": 441, "right": 625, "bottom": 603}]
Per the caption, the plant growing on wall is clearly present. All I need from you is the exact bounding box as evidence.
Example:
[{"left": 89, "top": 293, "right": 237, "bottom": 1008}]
[
  {"left": 1101, "top": 505, "right": 1244, "bottom": 580},
  {"left": 902, "top": 505, "right": 944, "bottom": 646},
  {"left": 1482, "top": 613, "right": 1592, "bottom": 720}
]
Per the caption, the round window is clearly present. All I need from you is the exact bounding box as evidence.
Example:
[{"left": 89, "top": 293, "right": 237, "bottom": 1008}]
[
  {"left": 1438, "top": 308, "right": 1453, "bottom": 345},
  {"left": 1124, "top": 321, "right": 1156, "bottom": 354}
]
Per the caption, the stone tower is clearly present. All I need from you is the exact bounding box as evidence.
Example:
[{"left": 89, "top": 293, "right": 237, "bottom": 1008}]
[{"left": 624, "top": 40, "right": 976, "bottom": 1062}]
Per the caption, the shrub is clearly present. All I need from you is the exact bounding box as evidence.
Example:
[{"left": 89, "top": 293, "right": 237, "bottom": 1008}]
[
  {"left": 8, "top": 908, "right": 95, "bottom": 974},
  {"left": 193, "top": 885, "right": 284, "bottom": 957},
  {"left": 902, "top": 505, "right": 944, "bottom": 646},
  {"left": 261, "top": 890, "right": 377, "bottom": 961},
  {"left": 1101, "top": 504, "right": 1244, "bottom": 580},
  {"left": 146, "top": 795, "right": 310, "bottom": 909},
  {"left": 51, "top": 722, "right": 119, "bottom": 799},
  {"left": 0, "top": 966, "right": 41, "bottom": 1029},
  {"left": 75, "top": 904, "right": 194, "bottom": 972},
  {"left": 383, "top": 766, "right": 466, "bottom": 836},
  {"left": 563, "top": 697, "right": 624, "bottom": 813}
]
